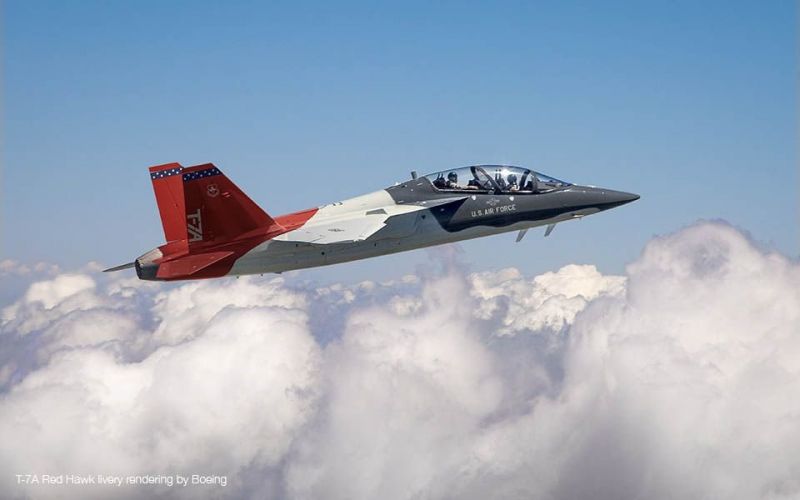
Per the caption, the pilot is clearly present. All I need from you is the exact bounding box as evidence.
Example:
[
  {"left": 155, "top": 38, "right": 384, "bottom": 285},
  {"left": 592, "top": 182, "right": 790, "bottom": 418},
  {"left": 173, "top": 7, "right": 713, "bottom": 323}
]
[
  {"left": 507, "top": 173, "right": 519, "bottom": 191},
  {"left": 445, "top": 171, "right": 459, "bottom": 189},
  {"left": 524, "top": 175, "right": 538, "bottom": 192},
  {"left": 494, "top": 172, "right": 507, "bottom": 190}
]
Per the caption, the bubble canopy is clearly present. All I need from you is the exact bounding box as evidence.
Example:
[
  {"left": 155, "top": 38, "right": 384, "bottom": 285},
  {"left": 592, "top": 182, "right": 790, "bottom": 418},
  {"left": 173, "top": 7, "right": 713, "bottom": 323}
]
[{"left": 422, "top": 165, "right": 571, "bottom": 193}]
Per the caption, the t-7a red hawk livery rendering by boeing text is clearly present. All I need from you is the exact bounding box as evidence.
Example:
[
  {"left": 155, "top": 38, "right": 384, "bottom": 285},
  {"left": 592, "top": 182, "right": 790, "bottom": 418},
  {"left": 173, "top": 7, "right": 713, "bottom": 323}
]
[{"left": 105, "top": 162, "right": 639, "bottom": 281}]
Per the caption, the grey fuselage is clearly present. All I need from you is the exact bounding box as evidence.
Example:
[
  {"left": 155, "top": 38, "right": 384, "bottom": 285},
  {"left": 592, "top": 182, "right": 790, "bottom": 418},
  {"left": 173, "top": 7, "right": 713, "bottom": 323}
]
[{"left": 227, "top": 176, "right": 639, "bottom": 276}]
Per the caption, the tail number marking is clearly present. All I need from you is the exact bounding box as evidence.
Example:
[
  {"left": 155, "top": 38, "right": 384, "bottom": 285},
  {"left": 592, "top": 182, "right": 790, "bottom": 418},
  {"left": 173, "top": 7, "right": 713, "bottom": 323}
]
[{"left": 187, "top": 209, "right": 203, "bottom": 242}]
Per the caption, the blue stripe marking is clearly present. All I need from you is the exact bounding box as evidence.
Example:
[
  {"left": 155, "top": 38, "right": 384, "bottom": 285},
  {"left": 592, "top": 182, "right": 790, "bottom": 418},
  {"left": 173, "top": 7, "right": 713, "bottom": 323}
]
[
  {"left": 182, "top": 167, "right": 222, "bottom": 182},
  {"left": 150, "top": 167, "right": 183, "bottom": 180}
]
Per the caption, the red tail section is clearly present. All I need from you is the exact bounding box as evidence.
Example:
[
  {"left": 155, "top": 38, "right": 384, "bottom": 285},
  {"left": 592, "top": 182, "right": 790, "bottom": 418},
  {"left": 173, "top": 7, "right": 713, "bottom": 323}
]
[
  {"left": 181, "top": 163, "right": 280, "bottom": 250},
  {"left": 144, "top": 162, "right": 285, "bottom": 280},
  {"left": 149, "top": 162, "right": 279, "bottom": 250},
  {"left": 149, "top": 163, "right": 187, "bottom": 243}
]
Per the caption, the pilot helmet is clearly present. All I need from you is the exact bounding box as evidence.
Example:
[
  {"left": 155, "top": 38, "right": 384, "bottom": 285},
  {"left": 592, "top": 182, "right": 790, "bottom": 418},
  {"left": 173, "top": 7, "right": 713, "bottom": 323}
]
[
  {"left": 447, "top": 171, "right": 458, "bottom": 182},
  {"left": 508, "top": 173, "right": 517, "bottom": 184}
]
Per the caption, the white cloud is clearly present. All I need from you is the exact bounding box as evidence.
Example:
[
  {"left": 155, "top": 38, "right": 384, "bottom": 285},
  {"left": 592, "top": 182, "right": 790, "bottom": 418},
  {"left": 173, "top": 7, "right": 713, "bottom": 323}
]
[
  {"left": 470, "top": 264, "right": 626, "bottom": 334},
  {"left": 286, "top": 273, "right": 505, "bottom": 500},
  {"left": 0, "top": 291, "right": 321, "bottom": 499},
  {"left": 2, "top": 274, "right": 100, "bottom": 336},
  {"left": 149, "top": 276, "right": 307, "bottom": 345},
  {"left": 0, "top": 221, "right": 798, "bottom": 500},
  {"left": 0, "top": 259, "right": 60, "bottom": 277}
]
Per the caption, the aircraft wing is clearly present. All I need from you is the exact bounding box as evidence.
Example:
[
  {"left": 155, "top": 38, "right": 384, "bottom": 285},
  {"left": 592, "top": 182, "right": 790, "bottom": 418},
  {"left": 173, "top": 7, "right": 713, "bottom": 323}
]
[
  {"left": 279, "top": 196, "right": 469, "bottom": 245},
  {"left": 287, "top": 216, "right": 391, "bottom": 244}
]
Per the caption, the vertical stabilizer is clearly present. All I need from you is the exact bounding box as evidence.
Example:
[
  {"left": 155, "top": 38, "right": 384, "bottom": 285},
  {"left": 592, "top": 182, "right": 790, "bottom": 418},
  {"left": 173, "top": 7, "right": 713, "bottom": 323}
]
[
  {"left": 180, "top": 163, "right": 280, "bottom": 250},
  {"left": 149, "top": 163, "right": 186, "bottom": 243}
]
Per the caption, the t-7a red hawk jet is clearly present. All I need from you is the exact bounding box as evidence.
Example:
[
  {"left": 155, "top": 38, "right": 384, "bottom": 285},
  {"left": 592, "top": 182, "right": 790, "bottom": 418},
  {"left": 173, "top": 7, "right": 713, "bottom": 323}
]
[{"left": 105, "top": 162, "right": 638, "bottom": 281}]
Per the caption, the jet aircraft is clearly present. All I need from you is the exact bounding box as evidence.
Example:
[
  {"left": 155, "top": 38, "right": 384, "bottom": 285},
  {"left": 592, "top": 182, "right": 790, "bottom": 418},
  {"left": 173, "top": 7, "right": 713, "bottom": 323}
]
[{"left": 105, "top": 163, "right": 639, "bottom": 280}]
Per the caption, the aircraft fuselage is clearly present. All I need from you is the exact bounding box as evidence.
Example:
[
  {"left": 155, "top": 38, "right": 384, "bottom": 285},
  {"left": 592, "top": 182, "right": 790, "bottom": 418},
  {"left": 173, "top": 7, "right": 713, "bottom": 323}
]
[{"left": 115, "top": 163, "right": 638, "bottom": 281}]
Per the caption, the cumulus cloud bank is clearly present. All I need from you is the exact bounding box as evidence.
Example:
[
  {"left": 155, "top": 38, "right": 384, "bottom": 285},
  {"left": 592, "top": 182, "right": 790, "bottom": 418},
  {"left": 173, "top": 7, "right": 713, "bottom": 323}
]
[{"left": 0, "top": 221, "right": 798, "bottom": 499}]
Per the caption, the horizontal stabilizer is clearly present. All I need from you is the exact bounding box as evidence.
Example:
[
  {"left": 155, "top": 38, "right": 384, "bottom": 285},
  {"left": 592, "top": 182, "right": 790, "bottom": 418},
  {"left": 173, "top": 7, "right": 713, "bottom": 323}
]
[
  {"left": 156, "top": 251, "right": 235, "bottom": 279},
  {"left": 103, "top": 262, "right": 135, "bottom": 272}
]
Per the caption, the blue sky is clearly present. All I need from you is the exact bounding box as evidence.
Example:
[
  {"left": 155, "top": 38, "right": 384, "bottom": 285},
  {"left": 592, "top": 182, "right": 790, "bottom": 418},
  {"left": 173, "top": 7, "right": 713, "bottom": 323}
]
[{"left": 2, "top": 0, "right": 797, "bottom": 283}]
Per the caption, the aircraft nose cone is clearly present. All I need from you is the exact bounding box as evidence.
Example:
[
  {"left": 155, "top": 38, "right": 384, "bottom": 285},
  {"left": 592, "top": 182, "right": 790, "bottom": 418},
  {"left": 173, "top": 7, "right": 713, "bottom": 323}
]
[
  {"left": 583, "top": 188, "right": 640, "bottom": 211},
  {"left": 606, "top": 190, "right": 640, "bottom": 205}
]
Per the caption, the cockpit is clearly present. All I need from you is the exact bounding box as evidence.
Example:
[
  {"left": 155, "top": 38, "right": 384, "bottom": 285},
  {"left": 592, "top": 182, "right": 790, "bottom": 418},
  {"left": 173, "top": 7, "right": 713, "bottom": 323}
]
[{"left": 423, "top": 165, "right": 571, "bottom": 194}]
